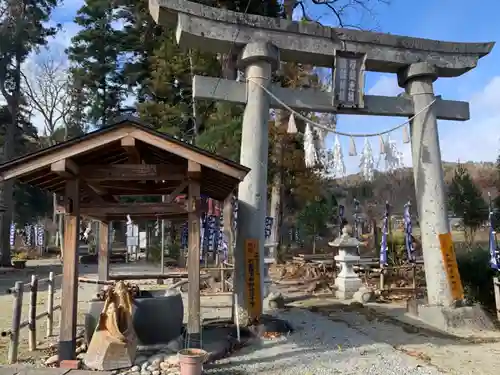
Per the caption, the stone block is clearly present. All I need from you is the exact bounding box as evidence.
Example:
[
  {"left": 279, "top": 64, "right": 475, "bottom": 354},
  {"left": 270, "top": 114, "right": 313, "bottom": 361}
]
[
  {"left": 59, "top": 360, "right": 80, "bottom": 369},
  {"left": 334, "top": 275, "right": 362, "bottom": 300},
  {"left": 84, "top": 320, "right": 138, "bottom": 371},
  {"left": 407, "top": 299, "right": 495, "bottom": 333},
  {"left": 353, "top": 286, "right": 375, "bottom": 304},
  {"left": 85, "top": 291, "right": 184, "bottom": 346}
]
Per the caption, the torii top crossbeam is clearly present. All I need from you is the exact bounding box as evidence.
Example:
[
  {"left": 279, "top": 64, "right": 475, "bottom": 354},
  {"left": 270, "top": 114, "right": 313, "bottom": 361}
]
[{"left": 149, "top": 0, "right": 494, "bottom": 77}]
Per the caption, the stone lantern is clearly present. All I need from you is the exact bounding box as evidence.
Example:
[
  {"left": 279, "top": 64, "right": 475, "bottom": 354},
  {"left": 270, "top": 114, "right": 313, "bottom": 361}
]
[{"left": 331, "top": 225, "right": 362, "bottom": 299}]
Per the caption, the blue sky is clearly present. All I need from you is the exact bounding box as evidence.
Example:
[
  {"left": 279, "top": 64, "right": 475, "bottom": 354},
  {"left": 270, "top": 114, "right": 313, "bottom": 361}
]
[{"left": 29, "top": 0, "right": 500, "bottom": 174}]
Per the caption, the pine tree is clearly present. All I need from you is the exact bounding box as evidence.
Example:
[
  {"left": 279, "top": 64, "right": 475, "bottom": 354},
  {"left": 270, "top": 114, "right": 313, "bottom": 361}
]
[
  {"left": 448, "top": 163, "right": 487, "bottom": 246},
  {"left": 67, "top": 0, "right": 127, "bottom": 128}
]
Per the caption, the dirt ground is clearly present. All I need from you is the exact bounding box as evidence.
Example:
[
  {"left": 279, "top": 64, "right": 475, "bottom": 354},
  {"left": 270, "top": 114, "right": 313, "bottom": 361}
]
[
  {"left": 0, "top": 258, "right": 232, "bottom": 366},
  {"left": 2, "top": 257, "right": 500, "bottom": 375}
]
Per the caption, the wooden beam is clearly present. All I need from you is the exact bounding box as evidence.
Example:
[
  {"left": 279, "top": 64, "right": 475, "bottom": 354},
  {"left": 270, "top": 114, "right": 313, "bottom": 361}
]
[
  {"left": 104, "top": 213, "right": 188, "bottom": 220},
  {"left": 96, "top": 181, "right": 176, "bottom": 191},
  {"left": 81, "top": 184, "right": 106, "bottom": 203},
  {"left": 187, "top": 161, "right": 201, "bottom": 345},
  {"left": 121, "top": 136, "right": 141, "bottom": 164},
  {"left": 98, "top": 222, "right": 110, "bottom": 283},
  {"left": 51, "top": 159, "right": 116, "bottom": 202},
  {"left": 193, "top": 75, "right": 470, "bottom": 121},
  {"left": 97, "top": 180, "right": 188, "bottom": 197},
  {"left": 51, "top": 159, "right": 79, "bottom": 178},
  {"left": 88, "top": 188, "right": 176, "bottom": 196},
  {"left": 80, "top": 202, "right": 187, "bottom": 216},
  {"left": 165, "top": 180, "right": 189, "bottom": 203},
  {"left": 129, "top": 130, "right": 248, "bottom": 180},
  {"left": 58, "top": 178, "right": 80, "bottom": 362},
  {"left": 0, "top": 126, "right": 135, "bottom": 182},
  {"left": 79, "top": 164, "right": 186, "bottom": 181}
]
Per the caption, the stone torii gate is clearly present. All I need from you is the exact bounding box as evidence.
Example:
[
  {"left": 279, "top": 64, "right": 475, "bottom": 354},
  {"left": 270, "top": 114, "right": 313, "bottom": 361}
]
[{"left": 149, "top": 0, "right": 494, "bottom": 327}]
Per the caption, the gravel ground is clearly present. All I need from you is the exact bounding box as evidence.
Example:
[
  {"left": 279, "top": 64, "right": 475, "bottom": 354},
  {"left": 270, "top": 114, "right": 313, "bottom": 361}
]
[
  {"left": 3, "top": 259, "right": 500, "bottom": 375},
  {"left": 204, "top": 308, "right": 442, "bottom": 375}
]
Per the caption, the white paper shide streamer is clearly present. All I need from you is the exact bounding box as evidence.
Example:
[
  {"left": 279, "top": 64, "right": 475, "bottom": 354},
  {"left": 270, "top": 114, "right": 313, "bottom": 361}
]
[
  {"left": 303, "top": 123, "right": 318, "bottom": 168},
  {"left": 332, "top": 135, "right": 346, "bottom": 178},
  {"left": 382, "top": 135, "right": 404, "bottom": 172},
  {"left": 359, "top": 138, "right": 375, "bottom": 181}
]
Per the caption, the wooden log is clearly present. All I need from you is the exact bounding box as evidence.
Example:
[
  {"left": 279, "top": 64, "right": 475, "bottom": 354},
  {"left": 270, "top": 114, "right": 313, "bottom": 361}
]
[
  {"left": 5, "top": 273, "right": 59, "bottom": 294},
  {"left": 46, "top": 272, "right": 55, "bottom": 337},
  {"left": 28, "top": 275, "right": 38, "bottom": 351},
  {"left": 8, "top": 281, "right": 23, "bottom": 364},
  {"left": 108, "top": 272, "right": 191, "bottom": 280},
  {"left": 78, "top": 277, "right": 114, "bottom": 285}
]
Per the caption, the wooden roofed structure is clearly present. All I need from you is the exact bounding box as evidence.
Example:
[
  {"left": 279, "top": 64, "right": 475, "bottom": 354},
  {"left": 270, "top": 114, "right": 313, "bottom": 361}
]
[{"left": 0, "top": 116, "right": 249, "bottom": 362}]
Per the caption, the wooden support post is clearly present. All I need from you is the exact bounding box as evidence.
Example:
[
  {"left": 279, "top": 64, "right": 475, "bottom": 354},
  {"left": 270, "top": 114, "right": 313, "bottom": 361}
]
[
  {"left": 59, "top": 178, "right": 80, "bottom": 362},
  {"left": 28, "top": 275, "right": 38, "bottom": 351},
  {"left": 46, "top": 272, "right": 55, "bottom": 337},
  {"left": 494, "top": 277, "right": 500, "bottom": 322},
  {"left": 379, "top": 268, "right": 385, "bottom": 291},
  {"left": 187, "top": 161, "right": 201, "bottom": 347},
  {"left": 223, "top": 194, "right": 235, "bottom": 263},
  {"left": 98, "top": 221, "right": 110, "bottom": 284},
  {"left": 8, "top": 281, "right": 23, "bottom": 364},
  {"left": 411, "top": 264, "right": 417, "bottom": 290},
  {"left": 220, "top": 262, "right": 226, "bottom": 293}
]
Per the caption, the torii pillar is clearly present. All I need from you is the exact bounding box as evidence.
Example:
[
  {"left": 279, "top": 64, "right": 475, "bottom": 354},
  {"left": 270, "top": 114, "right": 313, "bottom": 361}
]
[
  {"left": 398, "top": 63, "right": 453, "bottom": 306},
  {"left": 234, "top": 42, "right": 279, "bottom": 324},
  {"left": 148, "top": 0, "right": 496, "bottom": 331}
]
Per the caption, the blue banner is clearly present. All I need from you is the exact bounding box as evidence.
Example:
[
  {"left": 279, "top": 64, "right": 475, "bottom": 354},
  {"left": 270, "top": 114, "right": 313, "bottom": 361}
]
[
  {"left": 180, "top": 222, "right": 188, "bottom": 249},
  {"left": 24, "top": 225, "right": 33, "bottom": 247},
  {"left": 489, "top": 195, "right": 499, "bottom": 270},
  {"left": 264, "top": 217, "right": 273, "bottom": 239},
  {"left": 380, "top": 202, "right": 389, "bottom": 266},
  {"left": 35, "top": 224, "right": 45, "bottom": 247},
  {"left": 207, "top": 215, "right": 217, "bottom": 252},
  {"left": 9, "top": 223, "right": 15, "bottom": 247}
]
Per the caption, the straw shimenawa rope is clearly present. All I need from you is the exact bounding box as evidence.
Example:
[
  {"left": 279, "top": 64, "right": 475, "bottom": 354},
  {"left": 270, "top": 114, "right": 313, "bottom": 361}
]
[{"left": 246, "top": 77, "right": 437, "bottom": 138}]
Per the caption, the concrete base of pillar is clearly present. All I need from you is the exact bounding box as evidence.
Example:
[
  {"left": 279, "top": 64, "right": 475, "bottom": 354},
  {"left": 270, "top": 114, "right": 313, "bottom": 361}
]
[
  {"left": 406, "top": 299, "right": 495, "bottom": 333},
  {"left": 334, "top": 276, "right": 362, "bottom": 300}
]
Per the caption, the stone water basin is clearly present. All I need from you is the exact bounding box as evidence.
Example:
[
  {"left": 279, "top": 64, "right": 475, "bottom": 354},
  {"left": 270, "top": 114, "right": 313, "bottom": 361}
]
[{"left": 84, "top": 290, "right": 184, "bottom": 345}]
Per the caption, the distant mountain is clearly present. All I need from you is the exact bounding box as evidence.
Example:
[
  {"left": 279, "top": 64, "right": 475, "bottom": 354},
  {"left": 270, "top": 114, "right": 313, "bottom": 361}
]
[{"left": 326, "top": 161, "right": 498, "bottom": 219}]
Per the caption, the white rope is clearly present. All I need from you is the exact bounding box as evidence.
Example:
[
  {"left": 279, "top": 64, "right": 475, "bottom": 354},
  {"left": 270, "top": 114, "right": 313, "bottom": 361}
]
[{"left": 247, "top": 77, "right": 437, "bottom": 138}]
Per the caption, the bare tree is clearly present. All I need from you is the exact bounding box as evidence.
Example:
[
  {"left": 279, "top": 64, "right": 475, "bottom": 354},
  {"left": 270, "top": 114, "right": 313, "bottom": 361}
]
[
  {"left": 22, "top": 49, "right": 72, "bottom": 250},
  {"left": 295, "top": 0, "right": 389, "bottom": 29},
  {"left": 22, "top": 50, "right": 71, "bottom": 146}
]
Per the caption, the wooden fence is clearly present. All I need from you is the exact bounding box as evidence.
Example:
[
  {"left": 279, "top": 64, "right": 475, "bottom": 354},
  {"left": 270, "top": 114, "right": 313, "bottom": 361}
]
[{"left": 1, "top": 272, "right": 61, "bottom": 364}]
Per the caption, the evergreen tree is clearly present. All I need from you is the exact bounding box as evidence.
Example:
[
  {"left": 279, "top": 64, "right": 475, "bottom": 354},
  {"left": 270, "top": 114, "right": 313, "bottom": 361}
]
[
  {"left": 61, "top": 69, "right": 90, "bottom": 140},
  {"left": 0, "top": 106, "right": 52, "bottom": 224},
  {"left": 0, "top": 0, "right": 60, "bottom": 265},
  {"left": 115, "top": 0, "right": 165, "bottom": 103},
  {"left": 448, "top": 163, "right": 488, "bottom": 246},
  {"left": 67, "top": 0, "right": 127, "bottom": 128},
  {"left": 138, "top": 26, "right": 219, "bottom": 138},
  {"left": 297, "top": 196, "right": 334, "bottom": 253}
]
